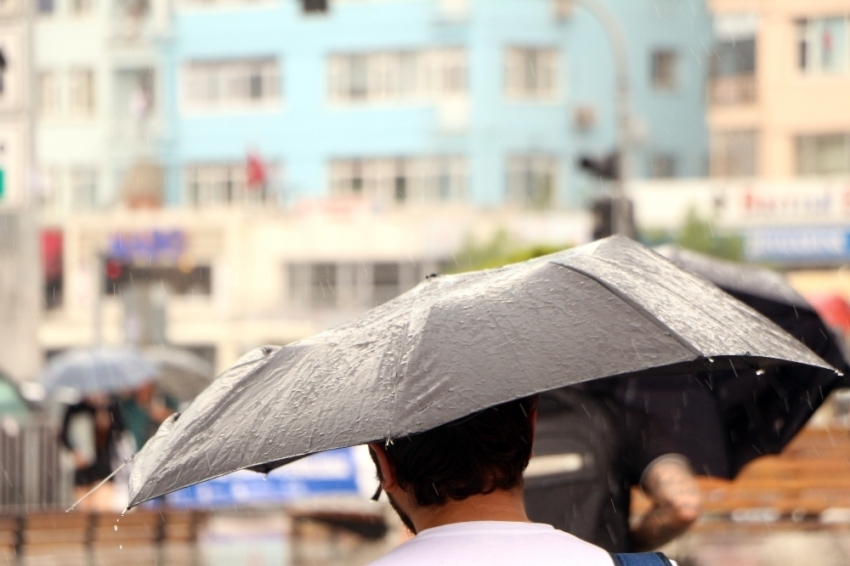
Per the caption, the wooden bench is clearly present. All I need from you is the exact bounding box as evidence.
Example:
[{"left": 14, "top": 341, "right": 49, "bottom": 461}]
[{"left": 20, "top": 512, "right": 93, "bottom": 557}]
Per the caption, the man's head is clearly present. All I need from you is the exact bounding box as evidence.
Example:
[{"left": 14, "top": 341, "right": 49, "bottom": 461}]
[{"left": 369, "top": 395, "right": 538, "bottom": 533}]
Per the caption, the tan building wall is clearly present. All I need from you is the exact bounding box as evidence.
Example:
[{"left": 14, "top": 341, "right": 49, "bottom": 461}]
[
  {"left": 709, "top": 0, "right": 850, "bottom": 178},
  {"left": 39, "top": 205, "right": 591, "bottom": 374}
]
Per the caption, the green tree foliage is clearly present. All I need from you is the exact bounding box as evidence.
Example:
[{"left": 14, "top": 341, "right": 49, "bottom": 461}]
[
  {"left": 676, "top": 209, "right": 744, "bottom": 262},
  {"left": 449, "top": 229, "right": 571, "bottom": 273}
]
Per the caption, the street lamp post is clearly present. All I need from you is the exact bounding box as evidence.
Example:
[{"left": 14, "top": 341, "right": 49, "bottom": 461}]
[{"left": 567, "top": 0, "right": 633, "bottom": 236}]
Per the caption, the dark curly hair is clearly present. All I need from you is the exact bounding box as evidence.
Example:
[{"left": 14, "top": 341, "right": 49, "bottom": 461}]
[{"left": 382, "top": 395, "right": 538, "bottom": 507}]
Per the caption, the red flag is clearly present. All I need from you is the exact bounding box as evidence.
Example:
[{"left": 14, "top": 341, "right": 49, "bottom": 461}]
[{"left": 246, "top": 152, "right": 267, "bottom": 190}]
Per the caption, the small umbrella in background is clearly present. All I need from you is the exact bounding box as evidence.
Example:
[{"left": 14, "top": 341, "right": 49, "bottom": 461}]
[
  {"left": 143, "top": 346, "right": 214, "bottom": 403},
  {"left": 605, "top": 246, "right": 849, "bottom": 478},
  {"left": 127, "top": 236, "right": 832, "bottom": 507},
  {"left": 0, "top": 370, "right": 31, "bottom": 421},
  {"left": 41, "top": 347, "right": 160, "bottom": 397}
]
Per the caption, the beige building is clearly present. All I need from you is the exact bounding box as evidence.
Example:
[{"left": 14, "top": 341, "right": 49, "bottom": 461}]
[
  {"left": 39, "top": 204, "right": 591, "bottom": 375},
  {"left": 708, "top": 0, "right": 850, "bottom": 178}
]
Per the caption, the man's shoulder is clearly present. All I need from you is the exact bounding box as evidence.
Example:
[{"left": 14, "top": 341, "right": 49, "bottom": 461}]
[{"left": 369, "top": 522, "right": 614, "bottom": 566}]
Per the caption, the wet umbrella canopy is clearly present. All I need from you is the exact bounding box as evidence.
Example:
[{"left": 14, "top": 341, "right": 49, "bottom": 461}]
[
  {"left": 606, "top": 246, "right": 850, "bottom": 478},
  {"left": 41, "top": 347, "right": 160, "bottom": 396},
  {"left": 128, "top": 236, "right": 833, "bottom": 507},
  {"left": 143, "top": 346, "right": 215, "bottom": 402}
]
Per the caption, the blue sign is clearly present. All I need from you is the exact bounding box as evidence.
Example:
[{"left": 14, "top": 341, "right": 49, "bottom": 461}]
[
  {"left": 165, "top": 448, "right": 361, "bottom": 508},
  {"left": 109, "top": 230, "right": 186, "bottom": 262},
  {"left": 745, "top": 226, "right": 850, "bottom": 262}
]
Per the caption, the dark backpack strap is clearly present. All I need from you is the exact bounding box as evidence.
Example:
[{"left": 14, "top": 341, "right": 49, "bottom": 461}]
[{"left": 611, "top": 552, "right": 674, "bottom": 566}]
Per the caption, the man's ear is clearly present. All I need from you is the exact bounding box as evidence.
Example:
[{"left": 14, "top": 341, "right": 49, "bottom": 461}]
[{"left": 368, "top": 442, "right": 398, "bottom": 492}]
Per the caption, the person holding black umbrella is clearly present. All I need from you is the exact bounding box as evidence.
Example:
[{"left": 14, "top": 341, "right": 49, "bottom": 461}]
[{"left": 525, "top": 386, "right": 700, "bottom": 553}]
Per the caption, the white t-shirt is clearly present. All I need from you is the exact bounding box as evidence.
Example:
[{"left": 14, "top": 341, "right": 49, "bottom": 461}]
[{"left": 369, "top": 521, "right": 614, "bottom": 566}]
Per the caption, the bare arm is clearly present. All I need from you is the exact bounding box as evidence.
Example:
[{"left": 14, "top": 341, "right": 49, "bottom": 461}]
[{"left": 630, "top": 457, "right": 701, "bottom": 552}]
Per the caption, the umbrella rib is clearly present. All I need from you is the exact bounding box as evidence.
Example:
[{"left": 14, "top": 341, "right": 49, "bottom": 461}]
[{"left": 553, "top": 263, "right": 703, "bottom": 359}]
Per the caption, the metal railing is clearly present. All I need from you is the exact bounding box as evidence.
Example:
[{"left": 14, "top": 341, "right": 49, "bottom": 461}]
[
  {"left": 710, "top": 75, "right": 757, "bottom": 106},
  {"left": 0, "top": 421, "right": 70, "bottom": 515}
]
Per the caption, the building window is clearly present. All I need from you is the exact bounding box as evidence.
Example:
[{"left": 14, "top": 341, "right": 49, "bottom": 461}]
[
  {"left": 70, "top": 0, "right": 93, "bottom": 15},
  {"left": 70, "top": 167, "right": 98, "bottom": 209},
  {"left": 649, "top": 154, "right": 677, "bottom": 178},
  {"left": 309, "top": 263, "right": 337, "bottom": 308},
  {"left": 40, "top": 167, "right": 63, "bottom": 211},
  {"left": 504, "top": 47, "right": 559, "bottom": 100},
  {"left": 302, "top": 0, "right": 327, "bottom": 12},
  {"left": 329, "top": 156, "right": 466, "bottom": 204},
  {"left": 184, "top": 58, "right": 281, "bottom": 109},
  {"left": 37, "top": 71, "right": 60, "bottom": 117},
  {"left": 184, "top": 162, "right": 278, "bottom": 206},
  {"left": 506, "top": 155, "right": 557, "bottom": 210},
  {"left": 328, "top": 48, "right": 467, "bottom": 104},
  {"left": 69, "top": 68, "right": 95, "bottom": 117},
  {"left": 105, "top": 264, "right": 212, "bottom": 297},
  {"left": 37, "top": 0, "right": 54, "bottom": 14},
  {"left": 288, "top": 261, "right": 429, "bottom": 310},
  {"left": 710, "top": 24, "right": 756, "bottom": 105},
  {"left": 796, "top": 133, "right": 850, "bottom": 176},
  {"left": 651, "top": 49, "right": 678, "bottom": 91},
  {"left": 798, "top": 16, "right": 850, "bottom": 74},
  {"left": 373, "top": 263, "right": 400, "bottom": 305},
  {"left": 710, "top": 130, "right": 758, "bottom": 177}
]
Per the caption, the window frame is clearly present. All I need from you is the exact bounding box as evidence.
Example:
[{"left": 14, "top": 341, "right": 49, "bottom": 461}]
[
  {"left": 183, "top": 58, "right": 282, "bottom": 112},
  {"left": 504, "top": 46, "right": 560, "bottom": 101}
]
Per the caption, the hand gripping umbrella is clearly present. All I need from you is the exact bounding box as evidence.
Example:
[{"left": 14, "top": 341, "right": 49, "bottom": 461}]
[
  {"left": 605, "top": 246, "right": 850, "bottom": 478},
  {"left": 127, "top": 236, "right": 834, "bottom": 507}
]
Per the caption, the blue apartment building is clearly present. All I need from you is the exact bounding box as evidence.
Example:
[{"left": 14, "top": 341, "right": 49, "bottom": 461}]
[{"left": 157, "top": 0, "right": 712, "bottom": 210}]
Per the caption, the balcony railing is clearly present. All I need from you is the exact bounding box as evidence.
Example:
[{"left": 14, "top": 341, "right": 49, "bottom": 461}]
[{"left": 709, "top": 75, "right": 757, "bottom": 106}]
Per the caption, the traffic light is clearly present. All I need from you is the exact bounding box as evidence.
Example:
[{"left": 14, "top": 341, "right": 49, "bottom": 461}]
[
  {"left": 578, "top": 152, "right": 619, "bottom": 181},
  {"left": 591, "top": 196, "right": 636, "bottom": 239}
]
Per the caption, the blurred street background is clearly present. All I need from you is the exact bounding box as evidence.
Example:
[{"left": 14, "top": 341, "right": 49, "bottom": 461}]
[{"left": 1, "top": 0, "right": 850, "bottom": 564}]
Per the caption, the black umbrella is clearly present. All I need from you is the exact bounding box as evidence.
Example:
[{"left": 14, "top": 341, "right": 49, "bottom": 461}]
[
  {"left": 127, "top": 236, "right": 832, "bottom": 507},
  {"left": 607, "top": 246, "right": 849, "bottom": 478}
]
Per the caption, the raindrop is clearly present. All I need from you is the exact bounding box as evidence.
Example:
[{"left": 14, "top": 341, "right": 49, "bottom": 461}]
[
  {"left": 119, "top": 545, "right": 123, "bottom": 550},
  {"left": 708, "top": 358, "right": 714, "bottom": 363},
  {"left": 756, "top": 369, "right": 765, "bottom": 376},
  {"left": 114, "top": 525, "right": 118, "bottom": 531}
]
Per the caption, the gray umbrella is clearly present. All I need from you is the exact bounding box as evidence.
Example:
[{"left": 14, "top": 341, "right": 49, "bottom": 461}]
[
  {"left": 128, "top": 236, "right": 833, "bottom": 507},
  {"left": 143, "top": 346, "right": 215, "bottom": 402},
  {"left": 41, "top": 347, "right": 160, "bottom": 396}
]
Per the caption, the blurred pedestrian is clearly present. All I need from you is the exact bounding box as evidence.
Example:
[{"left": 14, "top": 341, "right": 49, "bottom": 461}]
[
  {"left": 525, "top": 386, "right": 700, "bottom": 552},
  {"left": 117, "top": 382, "right": 177, "bottom": 451},
  {"left": 367, "top": 395, "right": 675, "bottom": 565},
  {"left": 60, "top": 393, "right": 128, "bottom": 511}
]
